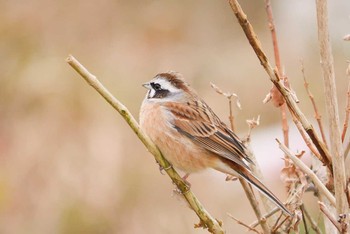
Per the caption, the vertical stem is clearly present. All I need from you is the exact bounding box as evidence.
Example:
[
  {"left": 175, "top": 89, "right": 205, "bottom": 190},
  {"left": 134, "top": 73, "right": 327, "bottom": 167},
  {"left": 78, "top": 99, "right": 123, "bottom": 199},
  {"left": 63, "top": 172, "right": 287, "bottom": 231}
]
[
  {"left": 264, "top": 0, "right": 290, "bottom": 151},
  {"left": 315, "top": 0, "right": 349, "bottom": 218}
]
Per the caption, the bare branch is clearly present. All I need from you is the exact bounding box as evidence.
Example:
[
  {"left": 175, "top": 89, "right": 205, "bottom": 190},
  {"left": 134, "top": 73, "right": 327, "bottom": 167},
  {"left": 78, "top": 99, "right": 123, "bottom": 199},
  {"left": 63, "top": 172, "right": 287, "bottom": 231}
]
[
  {"left": 66, "top": 55, "right": 224, "bottom": 234},
  {"left": 300, "top": 204, "right": 322, "bottom": 234},
  {"left": 239, "top": 179, "right": 271, "bottom": 234},
  {"left": 315, "top": 0, "right": 349, "bottom": 216},
  {"left": 301, "top": 60, "right": 328, "bottom": 146},
  {"left": 227, "top": 213, "right": 262, "bottom": 234},
  {"left": 276, "top": 139, "right": 336, "bottom": 207},
  {"left": 341, "top": 62, "right": 350, "bottom": 142},
  {"left": 228, "top": 0, "right": 333, "bottom": 172},
  {"left": 264, "top": 0, "right": 290, "bottom": 153},
  {"left": 291, "top": 114, "right": 323, "bottom": 160},
  {"left": 210, "top": 83, "right": 270, "bottom": 233},
  {"left": 319, "top": 201, "right": 342, "bottom": 232}
]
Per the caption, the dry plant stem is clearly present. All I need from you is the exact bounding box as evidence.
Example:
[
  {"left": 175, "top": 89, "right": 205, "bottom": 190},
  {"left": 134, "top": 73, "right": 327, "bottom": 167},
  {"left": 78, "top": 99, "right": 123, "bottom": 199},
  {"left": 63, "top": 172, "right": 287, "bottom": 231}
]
[
  {"left": 301, "top": 61, "right": 328, "bottom": 146},
  {"left": 228, "top": 98, "right": 235, "bottom": 132},
  {"left": 341, "top": 63, "right": 350, "bottom": 142},
  {"left": 301, "top": 204, "right": 322, "bottom": 234},
  {"left": 315, "top": 0, "right": 349, "bottom": 216},
  {"left": 264, "top": 0, "right": 289, "bottom": 150},
  {"left": 250, "top": 185, "right": 303, "bottom": 229},
  {"left": 319, "top": 201, "right": 343, "bottom": 233},
  {"left": 272, "top": 214, "right": 289, "bottom": 233},
  {"left": 225, "top": 91, "right": 270, "bottom": 233},
  {"left": 345, "top": 141, "right": 350, "bottom": 160},
  {"left": 246, "top": 116, "right": 278, "bottom": 224},
  {"left": 291, "top": 114, "right": 322, "bottom": 160},
  {"left": 239, "top": 179, "right": 271, "bottom": 234},
  {"left": 228, "top": 0, "right": 332, "bottom": 172},
  {"left": 280, "top": 103, "right": 289, "bottom": 149},
  {"left": 227, "top": 213, "right": 262, "bottom": 234},
  {"left": 300, "top": 205, "right": 309, "bottom": 234},
  {"left": 249, "top": 207, "right": 280, "bottom": 229},
  {"left": 276, "top": 139, "right": 336, "bottom": 207},
  {"left": 264, "top": 0, "right": 281, "bottom": 72},
  {"left": 66, "top": 55, "right": 224, "bottom": 234}
]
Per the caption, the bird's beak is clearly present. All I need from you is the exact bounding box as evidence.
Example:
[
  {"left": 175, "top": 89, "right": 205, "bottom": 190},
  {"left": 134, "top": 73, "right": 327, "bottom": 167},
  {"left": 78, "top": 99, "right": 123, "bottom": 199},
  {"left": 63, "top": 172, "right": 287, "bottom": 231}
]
[{"left": 142, "top": 83, "right": 151, "bottom": 89}]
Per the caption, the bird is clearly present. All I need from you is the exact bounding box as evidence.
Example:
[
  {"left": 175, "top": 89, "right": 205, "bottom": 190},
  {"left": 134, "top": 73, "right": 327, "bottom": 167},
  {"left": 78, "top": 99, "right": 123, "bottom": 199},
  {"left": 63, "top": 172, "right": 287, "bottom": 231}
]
[{"left": 139, "top": 71, "right": 291, "bottom": 215}]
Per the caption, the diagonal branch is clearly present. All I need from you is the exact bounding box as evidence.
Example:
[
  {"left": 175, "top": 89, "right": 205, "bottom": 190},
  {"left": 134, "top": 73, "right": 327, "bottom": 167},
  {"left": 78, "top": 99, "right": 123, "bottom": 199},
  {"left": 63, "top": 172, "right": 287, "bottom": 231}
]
[
  {"left": 276, "top": 139, "right": 336, "bottom": 207},
  {"left": 227, "top": 0, "right": 332, "bottom": 172},
  {"left": 66, "top": 55, "right": 224, "bottom": 234},
  {"left": 301, "top": 60, "right": 328, "bottom": 147}
]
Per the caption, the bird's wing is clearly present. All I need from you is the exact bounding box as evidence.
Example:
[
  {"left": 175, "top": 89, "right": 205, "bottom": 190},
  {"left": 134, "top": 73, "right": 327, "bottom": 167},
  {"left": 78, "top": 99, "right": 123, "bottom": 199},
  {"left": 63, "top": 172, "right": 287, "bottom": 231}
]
[{"left": 164, "top": 100, "right": 253, "bottom": 170}]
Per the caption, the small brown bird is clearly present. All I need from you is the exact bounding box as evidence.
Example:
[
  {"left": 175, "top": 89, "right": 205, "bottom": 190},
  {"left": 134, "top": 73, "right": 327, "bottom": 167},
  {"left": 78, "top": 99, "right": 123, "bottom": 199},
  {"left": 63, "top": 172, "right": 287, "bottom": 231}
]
[{"left": 140, "top": 71, "right": 291, "bottom": 215}]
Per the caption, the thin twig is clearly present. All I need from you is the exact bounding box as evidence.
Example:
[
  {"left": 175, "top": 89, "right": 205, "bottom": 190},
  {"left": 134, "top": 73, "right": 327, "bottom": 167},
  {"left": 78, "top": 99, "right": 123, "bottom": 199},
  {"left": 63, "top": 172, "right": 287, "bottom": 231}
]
[
  {"left": 341, "top": 62, "right": 350, "bottom": 142},
  {"left": 228, "top": 0, "right": 333, "bottom": 172},
  {"left": 276, "top": 139, "right": 336, "bottom": 207},
  {"left": 211, "top": 83, "right": 270, "bottom": 233},
  {"left": 249, "top": 207, "right": 280, "bottom": 229},
  {"left": 270, "top": 212, "right": 283, "bottom": 232},
  {"left": 239, "top": 180, "right": 271, "bottom": 234},
  {"left": 345, "top": 141, "right": 350, "bottom": 160},
  {"left": 290, "top": 113, "right": 323, "bottom": 160},
  {"left": 271, "top": 215, "right": 289, "bottom": 233},
  {"left": 66, "top": 55, "right": 224, "bottom": 234},
  {"left": 227, "top": 213, "right": 262, "bottom": 234},
  {"left": 318, "top": 201, "right": 342, "bottom": 232},
  {"left": 264, "top": 0, "right": 290, "bottom": 151},
  {"left": 249, "top": 184, "right": 302, "bottom": 229},
  {"left": 300, "top": 204, "right": 322, "bottom": 234},
  {"left": 301, "top": 60, "right": 328, "bottom": 147},
  {"left": 315, "top": 0, "right": 349, "bottom": 216},
  {"left": 300, "top": 205, "right": 309, "bottom": 234}
]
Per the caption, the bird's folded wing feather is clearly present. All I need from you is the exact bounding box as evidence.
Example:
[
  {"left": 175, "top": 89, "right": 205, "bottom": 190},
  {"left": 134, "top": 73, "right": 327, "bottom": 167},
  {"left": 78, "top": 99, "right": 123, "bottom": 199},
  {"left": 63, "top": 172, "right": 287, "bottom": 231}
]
[{"left": 164, "top": 101, "right": 252, "bottom": 170}]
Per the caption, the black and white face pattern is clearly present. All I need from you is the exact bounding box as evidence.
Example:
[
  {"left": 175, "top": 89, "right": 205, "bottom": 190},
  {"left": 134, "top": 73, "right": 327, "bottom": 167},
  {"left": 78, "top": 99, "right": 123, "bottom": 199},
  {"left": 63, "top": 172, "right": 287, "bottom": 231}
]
[{"left": 143, "top": 77, "right": 183, "bottom": 101}]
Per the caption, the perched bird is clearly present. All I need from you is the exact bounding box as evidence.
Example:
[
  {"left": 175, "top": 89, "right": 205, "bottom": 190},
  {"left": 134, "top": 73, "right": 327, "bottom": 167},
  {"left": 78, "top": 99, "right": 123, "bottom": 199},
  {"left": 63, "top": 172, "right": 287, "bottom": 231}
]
[{"left": 139, "top": 71, "right": 291, "bottom": 215}]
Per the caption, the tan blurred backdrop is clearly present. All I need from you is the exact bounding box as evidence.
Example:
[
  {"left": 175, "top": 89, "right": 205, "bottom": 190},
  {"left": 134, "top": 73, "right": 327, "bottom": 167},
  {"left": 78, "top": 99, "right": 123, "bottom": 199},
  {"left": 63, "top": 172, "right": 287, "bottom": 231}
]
[{"left": 1, "top": 1, "right": 350, "bottom": 233}]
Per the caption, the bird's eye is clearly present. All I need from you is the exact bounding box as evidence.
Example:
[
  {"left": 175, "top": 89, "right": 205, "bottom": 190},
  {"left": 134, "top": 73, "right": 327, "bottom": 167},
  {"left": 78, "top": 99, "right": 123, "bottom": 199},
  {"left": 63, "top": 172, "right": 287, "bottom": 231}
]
[{"left": 153, "top": 83, "right": 161, "bottom": 91}]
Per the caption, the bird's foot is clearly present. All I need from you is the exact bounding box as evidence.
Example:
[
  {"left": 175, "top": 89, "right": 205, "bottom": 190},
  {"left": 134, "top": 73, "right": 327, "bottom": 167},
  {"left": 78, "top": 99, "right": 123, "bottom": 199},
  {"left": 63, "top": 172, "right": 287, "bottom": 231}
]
[
  {"left": 158, "top": 163, "right": 172, "bottom": 175},
  {"left": 182, "top": 173, "right": 191, "bottom": 188},
  {"left": 225, "top": 174, "right": 239, "bottom": 181},
  {"left": 172, "top": 173, "right": 191, "bottom": 195}
]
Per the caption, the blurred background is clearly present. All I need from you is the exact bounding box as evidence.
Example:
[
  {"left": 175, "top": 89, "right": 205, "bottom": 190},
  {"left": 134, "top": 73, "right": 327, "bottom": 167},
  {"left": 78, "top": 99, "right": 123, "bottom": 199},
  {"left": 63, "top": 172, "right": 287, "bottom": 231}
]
[{"left": 1, "top": 0, "right": 350, "bottom": 233}]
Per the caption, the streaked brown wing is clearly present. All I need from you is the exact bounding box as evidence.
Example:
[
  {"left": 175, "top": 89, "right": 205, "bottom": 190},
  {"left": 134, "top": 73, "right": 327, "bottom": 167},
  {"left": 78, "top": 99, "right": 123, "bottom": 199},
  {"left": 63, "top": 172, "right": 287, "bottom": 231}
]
[{"left": 164, "top": 100, "right": 252, "bottom": 170}]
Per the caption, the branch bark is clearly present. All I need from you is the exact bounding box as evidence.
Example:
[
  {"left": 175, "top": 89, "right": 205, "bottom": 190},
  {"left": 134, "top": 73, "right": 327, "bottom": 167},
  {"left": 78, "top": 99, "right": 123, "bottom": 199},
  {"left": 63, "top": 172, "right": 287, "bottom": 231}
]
[
  {"left": 66, "top": 55, "right": 224, "bottom": 234},
  {"left": 315, "top": 0, "right": 349, "bottom": 219}
]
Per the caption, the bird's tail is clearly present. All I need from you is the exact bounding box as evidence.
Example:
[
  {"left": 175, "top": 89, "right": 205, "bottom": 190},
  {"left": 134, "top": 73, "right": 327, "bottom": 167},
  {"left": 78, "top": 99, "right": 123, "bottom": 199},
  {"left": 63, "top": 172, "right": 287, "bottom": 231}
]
[{"left": 215, "top": 159, "right": 292, "bottom": 216}]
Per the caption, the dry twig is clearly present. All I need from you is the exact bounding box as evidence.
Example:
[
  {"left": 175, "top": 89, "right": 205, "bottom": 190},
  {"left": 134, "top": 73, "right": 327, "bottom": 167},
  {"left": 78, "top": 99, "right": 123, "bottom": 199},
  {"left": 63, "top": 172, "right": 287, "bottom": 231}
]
[
  {"left": 301, "top": 60, "right": 328, "bottom": 146},
  {"left": 291, "top": 114, "right": 322, "bottom": 160},
  {"left": 264, "top": 0, "right": 290, "bottom": 153},
  {"left": 66, "top": 55, "right": 224, "bottom": 234},
  {"left": 228, "top": 0, "right": 333, "bottom": 172},
  {"left": 211, "top": 83, "right": 270, "bottom": 233},
  {"left": 276, "top": 139, "right": 336, "bottom": 207},
  {"left": 227, "top": 213, "right": 262, "bottom": 234},
  {"left": 315, "top": 0, "right": 349, "bottom": 217},
  {"left": 300, "top": 204, "right": 322, "bottom": 234},
  {"left": 319, "top": 201, "right": 343, "bottom": 232},
  {"left": 341, "top": 62, "right": 350, "bottom": 142}
]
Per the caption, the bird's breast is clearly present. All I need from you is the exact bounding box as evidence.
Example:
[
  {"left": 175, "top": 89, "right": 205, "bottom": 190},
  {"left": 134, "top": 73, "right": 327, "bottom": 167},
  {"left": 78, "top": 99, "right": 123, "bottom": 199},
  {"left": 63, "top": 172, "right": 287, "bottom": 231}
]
[{"left": 139, "top": 101, "right": 217, "bottom": 173}]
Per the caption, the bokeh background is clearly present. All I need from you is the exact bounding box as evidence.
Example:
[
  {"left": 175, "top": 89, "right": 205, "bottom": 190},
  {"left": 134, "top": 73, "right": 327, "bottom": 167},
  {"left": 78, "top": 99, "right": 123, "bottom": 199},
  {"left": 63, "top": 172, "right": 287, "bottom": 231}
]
[{"left": 1, "top": 1, "right": 350, "bottom": 233}]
